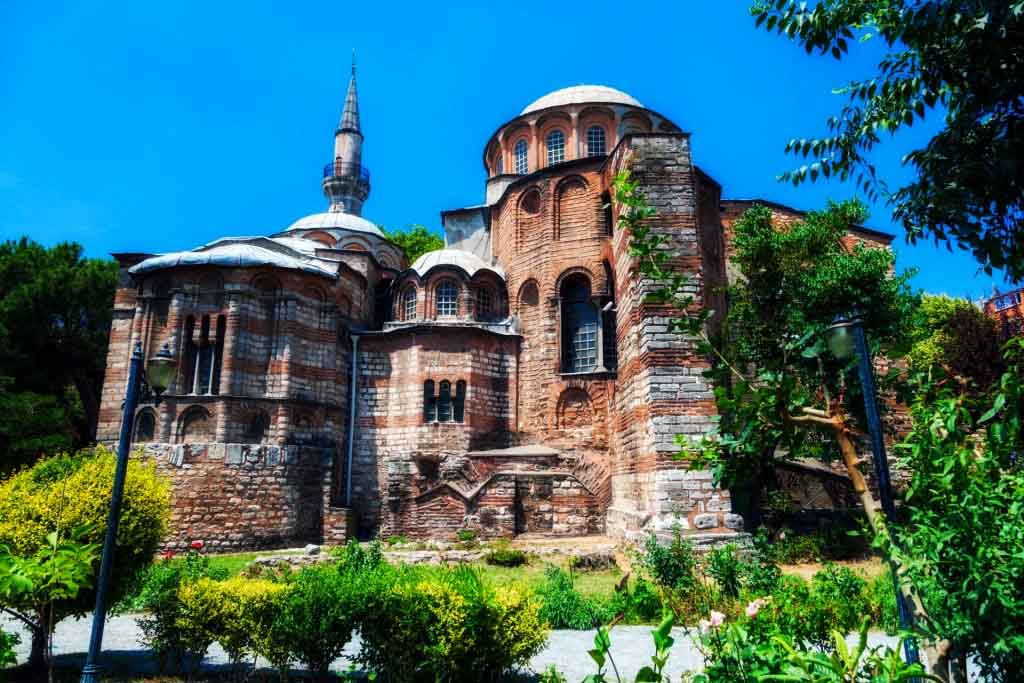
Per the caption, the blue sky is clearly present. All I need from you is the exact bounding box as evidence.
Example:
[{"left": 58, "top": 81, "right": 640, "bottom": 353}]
[{"left": 0, "top": 1, "right": 1010, "bottom": 298}]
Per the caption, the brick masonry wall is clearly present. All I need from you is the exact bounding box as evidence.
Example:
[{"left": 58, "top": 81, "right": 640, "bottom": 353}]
[
  {"left": 602, "top": 134, "right": 733, "bottom": 540},
  {"left": 136, "top": 442, "right": 332, "bottom": 552}
]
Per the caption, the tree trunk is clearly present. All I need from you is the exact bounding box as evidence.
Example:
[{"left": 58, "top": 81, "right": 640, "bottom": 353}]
[
  {"left": 28, "top": 626, "right": 45, "bottom": 670},
  {"left": 832, "top": 426, "right": 951, "bottom": 682},
  {"left": 73, "top": 373, "right": 100, "bottom": 444}
]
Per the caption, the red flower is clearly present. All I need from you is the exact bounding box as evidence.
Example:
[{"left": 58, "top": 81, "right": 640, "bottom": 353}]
[
  {"left": 190, "top": 540, "right": 204, "bottom": 551},
  {"left": 161, "top": 550, "right": 175, "bottom": 561}
]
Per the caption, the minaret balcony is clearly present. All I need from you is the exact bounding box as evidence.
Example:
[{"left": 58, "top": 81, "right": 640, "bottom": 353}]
[{"left": 323, "top": 161, "right": 371, "bottom": 183}]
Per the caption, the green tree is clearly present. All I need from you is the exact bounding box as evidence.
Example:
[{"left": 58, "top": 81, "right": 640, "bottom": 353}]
[
  {"left": 382, "top": 224, "right": 444, "bottom": 264},
  {"left": 0, "top": 238, "right": 118, "bottom": 461},
  {"left": 752, "top": 0, "right": 1024, "bottom": 279},
  {"left": 907, "top": 294, "right": 1004, "bottom": 392}
]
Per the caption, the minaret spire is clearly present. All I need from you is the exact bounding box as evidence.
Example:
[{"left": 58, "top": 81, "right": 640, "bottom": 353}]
[
  {"left": 338, "top": 51, "right": 361, "bottom": 135},
  {"left": 323, "top": 51, "right": 370, "bottom": 215}
]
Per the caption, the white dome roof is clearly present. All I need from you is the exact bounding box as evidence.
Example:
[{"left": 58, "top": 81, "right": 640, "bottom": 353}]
[
  {"left": 282, "top": 210, "right": 384, "bottom": 238},
  {"left": 410, "top": 249, "right": 505, "bottom": 279},
  {"left": 521, "top": 85, "right": 643, "bottom": 115}
]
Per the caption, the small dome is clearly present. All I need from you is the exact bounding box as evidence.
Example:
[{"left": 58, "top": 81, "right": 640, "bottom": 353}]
[
  {"left": 129, "top": 237, "right": 336, "bottom": 278},
  {"left": 282, "top": 210, "right": 384, "bottom": 238},
  {"left": 410, "top": 249, "right": 505, "bottom": 279},
  {"left": 521, "top": 85, "right": 643, "bottom": 115}
]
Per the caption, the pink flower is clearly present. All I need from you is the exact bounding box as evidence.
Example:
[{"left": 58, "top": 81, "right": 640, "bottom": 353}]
[
  {"left": 190, "top": 540, "right": 204, "bottom": 551},
  {"left": 698, "top": 619, "right": 711, "bottom": 634},
  {"left": 709, "top": 611, "right": 725, "bottom": 627},
  {"left": 745, "top": 598, "right": 765, "bottom": 618}
]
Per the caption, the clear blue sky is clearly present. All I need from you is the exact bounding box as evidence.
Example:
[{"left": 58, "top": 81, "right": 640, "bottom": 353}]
[{"left": 0, "top": 1, "right": 1011, "bottom": 298}]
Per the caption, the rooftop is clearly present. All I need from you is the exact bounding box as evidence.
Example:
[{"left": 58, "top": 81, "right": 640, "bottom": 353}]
[{"left": 520, "top": 85, "right": 643, "bottom": 115}]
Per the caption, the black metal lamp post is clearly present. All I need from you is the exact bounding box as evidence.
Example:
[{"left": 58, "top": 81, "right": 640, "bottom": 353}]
[
  {"left": 825, "top": 313, "right": 920, "bottom": 667},
  {"left": 80, "top": 342, "right": 176, "bottom": 683}
]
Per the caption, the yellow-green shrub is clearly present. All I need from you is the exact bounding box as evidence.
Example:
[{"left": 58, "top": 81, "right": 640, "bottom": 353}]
[
  {"left": 0, "top": 447, "right": 170, "bottom": 619},
  {"left": 177, "top": 576, "right": 287, "bottom": 668}
]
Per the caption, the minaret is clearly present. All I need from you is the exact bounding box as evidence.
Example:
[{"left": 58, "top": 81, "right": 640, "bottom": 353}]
[{"left": 323, "top": 53, "right": 371, "bottom": 215}]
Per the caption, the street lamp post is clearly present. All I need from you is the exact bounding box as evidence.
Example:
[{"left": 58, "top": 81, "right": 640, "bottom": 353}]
[
  {"left": 79, "top": 342, "right": 175, "bottom": 683},
  {"left": 825, "top": 313, "right": 920, "bottom": 667}
]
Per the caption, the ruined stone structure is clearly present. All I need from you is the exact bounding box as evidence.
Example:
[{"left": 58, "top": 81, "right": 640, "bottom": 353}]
[{"left": 98, "top": 73, "right": 891, "bottom": 550}]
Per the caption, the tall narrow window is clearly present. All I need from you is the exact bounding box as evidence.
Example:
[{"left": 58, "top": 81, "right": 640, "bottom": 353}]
[
  {"left": 182, "top": 315, "right": 198, "bottom": 394},
  {"left": 514, "top": 139, "right": 528, "bottom": 175},
  {"left": 423, "top": 380, "right": 437, "bottom": 422},
  {"left": 402, "top": 286, "right": 417, "bottom": 321},
  {"left": 437, "top": 380, "right": 453, "bottom": 422},
  {"left": 454, "top": 380, "right": 466, "bottom": 422},
  {"left": 476, "top": 287, "right": 493, "bottom": 321},
  {"left": 601, "top": 191, "right": 614, "bottom": 235},
  {"left": 436, "top": 281, "right": 459, "bottom": 318},
  {"left": 546, "top": 130, "right": 565, "bottom": 166},
  {"left": 561, "top": 275, "right": 598, "bottom": 373},
  {"left": 211, "top": 315, "right": 226, "bottom": 395},
  {"left": 495, "top": 156, "right": 504, "bottom": 175},
  {"left": 586, "top": 126, "right": 606, "bottom": 157},
  {"left": 195, "top": 315, "right": 212, "bottom": 394}
]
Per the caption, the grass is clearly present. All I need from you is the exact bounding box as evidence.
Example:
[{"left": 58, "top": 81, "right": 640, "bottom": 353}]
[{"left": 478, "top": 561, "right": 623, "bottom": 598}]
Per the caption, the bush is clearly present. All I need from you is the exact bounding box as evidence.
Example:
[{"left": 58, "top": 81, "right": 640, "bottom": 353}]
[
  {"left": 0, "top": 627, "right": 18, "bottom": 669},
  {"left": 738, "top": 530, "right": 782, "bottom": 596},
  {"left": 536, "top": 565, "right": 609, "bottom": 630},
  {"left": 484, "top": 541, "right": 528, "bottom": 567},
  {"left": 707, "top": 544, "right": 742, "bottom": 598},
  {"left": 637, "top": 527, "right": 698, "bottom": 592},
  {"left": 758, "top": 565, "right": 869, "bottom": 651},
  {"left": 456, "top": 528, "right": 477, "bottom": 543},
  {"left": 605, "top": 577, "right": 663, "bottom": 624},
  {"left": 0, "top": 448, "right": 170, "bottom": 667},
  {"left": 132, "top": 549, "right": 229, "bottom": 673},
  {"left": 260, "top": 564, "right": 359, "bottom": 681},
  {"left": 357, "top": 563, "right": 547, "bottom": 681}
]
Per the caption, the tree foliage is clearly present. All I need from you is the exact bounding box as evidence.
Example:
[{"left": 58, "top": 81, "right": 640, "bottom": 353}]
[
  {"left": 906, "top": 294, "right": 1004, "bottom": 392},
  {"left": 382, "top": 224, "right": 445, "bottom": 265},
  {"left": 752, "top": 0, "right": 1024, "bottom": 279},
  {"left": 695, "top": 200, "right": 917, "bottom": 500},
  {"left": 888, "top": 338, "right": 1024, "bottom": 681},
  {"left": 0, "top": 238, "right": 118, "bottom": 468}
]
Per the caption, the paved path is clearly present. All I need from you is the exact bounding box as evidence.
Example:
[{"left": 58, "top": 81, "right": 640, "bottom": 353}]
[{"left": 0, "top": 613, "right": 972, "bottom": 681}]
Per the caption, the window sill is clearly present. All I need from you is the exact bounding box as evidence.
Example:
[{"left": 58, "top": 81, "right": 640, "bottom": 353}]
[{"left": 559, "top": 369, "right": 617, "bottom": 379}]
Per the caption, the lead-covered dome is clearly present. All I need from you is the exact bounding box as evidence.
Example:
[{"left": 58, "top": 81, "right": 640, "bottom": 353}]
[
  {"left": 410, "top": 248, "right": 505, "bottom": 279},
  {"left": 521, "top": 85, "right": 643, "bottom": 115},
  {"left": 282, "top": 210, "right": 384, "bottom": 238}
]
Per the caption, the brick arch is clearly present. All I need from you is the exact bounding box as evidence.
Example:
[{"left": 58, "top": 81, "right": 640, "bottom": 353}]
[
  {"left": 177, "top": 405, "right": 213, "bottom": 443},
  {"left": 133, "top": 408, "right": 157, "bottom": 443},
  {"left": 553, "top": 266, "right": 596, "bottom": 300},
  {"left": 516, "top": 186, "right": 544, "bottom": 252},
  {"left": 556, "top": 387, "right": 593, "bottom": 428},
  {"left": 621, "top": 111, "right": 653, "bottom": 134},
  {"left": 555, "top": 175, "right": 594, "bottom": 241},
  {"left": 517, "top": 278, "right": 540, "bottom": 310},
  {"left": 240, "top": 409, "right": 272, "bottom": 444},
  {"left": 304, "top": 230, "right": 336, "bottom": 246}
]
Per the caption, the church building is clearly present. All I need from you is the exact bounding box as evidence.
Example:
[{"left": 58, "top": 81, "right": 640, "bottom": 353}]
[{"left": 97, "top": 67, "right": 891, "bottom": 550}]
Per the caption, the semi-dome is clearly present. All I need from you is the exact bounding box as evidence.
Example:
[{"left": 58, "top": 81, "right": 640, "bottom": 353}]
[
  {"left": 410, "top": 248, "right": 505, "bottom": 279},
  {"left": 129, "top": 237, "right": 336, "bottom": 278},
  {"left": 282, "top": 210, "right": 384, "bottom": 238},
  {"left": 521, "top": 85, "right": 643, "bottom": 115}
]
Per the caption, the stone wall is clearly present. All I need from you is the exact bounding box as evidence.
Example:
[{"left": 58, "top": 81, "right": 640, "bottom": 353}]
[
  {"left": 603, "top": 134, "right": 732, "bottom": 539},
  {"left": 137, "top": 442, "right": 333, "bottom": 552}
]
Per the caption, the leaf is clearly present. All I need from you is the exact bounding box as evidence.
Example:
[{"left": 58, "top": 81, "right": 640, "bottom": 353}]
[{"left": 979, "top": 393, "right": 1005, "bottom": 422}]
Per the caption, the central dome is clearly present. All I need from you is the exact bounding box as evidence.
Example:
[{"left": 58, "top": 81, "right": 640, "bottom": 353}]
[{"left": 520, "top": 85, "right": 643, "bottom": 115}]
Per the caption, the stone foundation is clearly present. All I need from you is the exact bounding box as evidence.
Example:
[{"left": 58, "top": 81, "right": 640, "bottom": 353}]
[{"left": 138, "top": 442, "right": 338, "bottom": 552}]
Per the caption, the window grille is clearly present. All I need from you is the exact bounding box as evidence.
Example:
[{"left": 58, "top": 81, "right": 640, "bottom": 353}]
[
  {"left": 436, "top": 281, "right": 459, "bottom": 318},
  {"left": 546, "top": 130, "right": 565, "bottom": 166},
  {"left": 514, "top": 139, "right": 529, "bottom": 175},
  {"left": 477, "top": 288, "right": 493, "bottom": 321},
  {"left": 402, "top": 286, "right": 417, "bottom": 320},
  {"left": 586, "top": 126, "right": 606, "bottom": 156},
  {"left": 561, "top": 276, "right": 598, "bottom": 372}
]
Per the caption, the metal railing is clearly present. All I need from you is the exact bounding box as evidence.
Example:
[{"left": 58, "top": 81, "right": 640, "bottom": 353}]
[{"left": 323, "top": 161, "right": 371, "bottom": 183}]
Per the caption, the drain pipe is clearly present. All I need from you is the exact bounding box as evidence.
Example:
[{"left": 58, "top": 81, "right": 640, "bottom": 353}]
[{"left": 345, "top": 332, "right": 360, "bottom": 507}]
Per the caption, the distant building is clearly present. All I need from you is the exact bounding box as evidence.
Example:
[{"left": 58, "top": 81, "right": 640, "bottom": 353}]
[
  {"left": 985, "top": 287, "right": 1024, "bottom": 340},
  {"left": 98, "top": 66, "right": 892, "bottom": 550}
]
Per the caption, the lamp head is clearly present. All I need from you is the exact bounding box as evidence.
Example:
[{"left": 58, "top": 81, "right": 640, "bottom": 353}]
[
  {"left": 147, "top": 343, "right": 177, "bottom": 396},
  {"left": 825, "top": 314, "right": 858, "bottom": 361}
]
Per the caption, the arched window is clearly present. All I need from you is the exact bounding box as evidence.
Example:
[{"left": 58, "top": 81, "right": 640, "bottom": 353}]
[
  {"left": 514, "top": 139, "right": 529, "bottom": 175},
  {"left": 134, "top": 410, "right": 156, "bottom": 443},
  {"left": 437, "top": 380, "right": 453, "bottom": 422},
  {"left": 436, "top": 280, "right": 459, "bottom": 318},
  {"left": 561, "top": 274, "right": 598, "bottom": 373},
  {"left": 402, "top": 286, "right": 417, "bottom": 321},
  {"left": 546, "top": 130, "right": 565, "bottom": 166},
  {"left": 454, "top": 380, "right": 466, "bottom": 422},
  {"left": 476, "top": 287, "right": 494, "bottom": 321},
  {"left": 586, "top": 126, "right": 606, "bottom": 157},
  {"left": 242, "top": 411, "right": 271, "bottom": 444},
  {"left": 423, "top": 380, "right": 437, "bottom": 422},
  {"left": 602, "top": 261, "right": 618, "bottom": 371}
]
